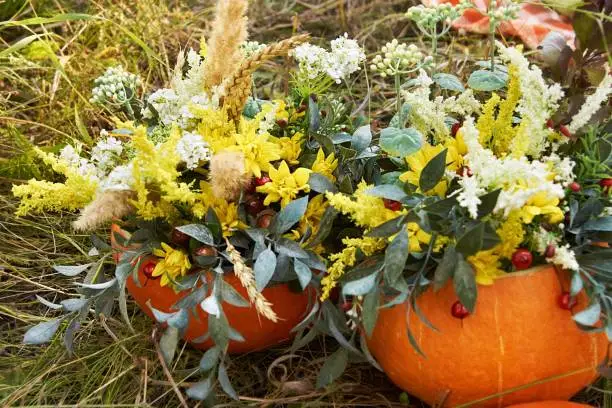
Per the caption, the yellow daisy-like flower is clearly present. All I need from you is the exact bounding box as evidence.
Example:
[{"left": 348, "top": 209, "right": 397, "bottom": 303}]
[
  {"left": 519, "top": 192, "right": 564, "bottom": 224},
  {"left": 400, "top": 143, "right": 450, "bottom": 197},
  {"left": 152, "top": 243, "right": 192, "bottom": 287},
  {"left": 274, "top": 100, "right": 289, "bottom": 121},
  {"left": 406, "top": 222, "right": 432, "bottom": 252},
  {"left": 197, "top": 181, "right": 246, "bottom": 236},
  {"left": 273, "top": 132, "right": 303, "bottom": 165},
  {"left": 256, "top": 161, "right": 312, "bottom": 207},
  {"left": 311, "top": 148, "right": 339, "bottom": 181},
  {"left": 297, "top": 194, "right": 328, "bottom": 237},
  {"left": 468, "top": 249, "right": 505, "bottom": 285}
]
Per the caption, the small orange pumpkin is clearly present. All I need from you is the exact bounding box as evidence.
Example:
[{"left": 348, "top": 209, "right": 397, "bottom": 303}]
[
  {"left": 506, "top": 402, "right": 593, "bottom": 408},
  {"left": 367, "top": 266, "right": 609, "bottom": 407},
  {"left": 111, "top": 224, "right": 312, "bottom": 353}
]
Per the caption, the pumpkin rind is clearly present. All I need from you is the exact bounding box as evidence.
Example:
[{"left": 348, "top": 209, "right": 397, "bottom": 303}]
[
  {"left": 506, "top": 402, "right": 593, "bottom": 408},
  {"left": 367, "top": 266, "right": 609, "bottom": 407}
]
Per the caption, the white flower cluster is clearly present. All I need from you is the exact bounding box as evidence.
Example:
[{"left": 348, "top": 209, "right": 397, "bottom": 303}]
[
  {"left": 90, "top": 66, "right": 141, "bottom": 106},
  {"left": 568, "top": 69, "right": 612, "bottom": 133},
  {"left": 100, "top": 164, "right": 134, "bottom": 191},
  {"left": 59, "top": 144, "right": 97, "bottom": 179},
  {"left": 544, "top": 152, "right": 576, "bottom": 187},
  {"left": 548, "top": 244, "right": 579, "bottom": 271},
  {"left": 456, "top": 176, "right": 486, "bottom": 219},
  {"left": 175, "top": 131, "right": 210, "bottom": 170},
  {"left": 241, "top": 41, "right": 266, "bottom": 58},
  {"left": 370, "top": 39, "right": 424, "bottom": 77},
  {"left": 496, "top": 42, "right": 564, "bottom": 157},
  {"left": 90, "top": 135, "right": 123, "bottom": 173},
  {"left": 487, "top": 0, "right": 520, "bottom": 25},
  {"left": 460, "top": 118, "right": 564, "bottom": 217},
  {"left": 143, "top": 48, "right": 221, "bottom": 128},
  {"left": 402, "top": 70, "right": 481, "bottom": 139},
  {"left": 406, "top": 0, "right": 471, "bottom": 29},
  {"left": 291, "top": 34, "right": 365, "bottom": 84}
]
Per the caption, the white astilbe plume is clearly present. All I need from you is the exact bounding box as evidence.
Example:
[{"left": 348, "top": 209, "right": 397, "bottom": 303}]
[
  {"left": 568, "top": 68, "right": 612, "bottom": 133},
  {"left": 224, "top": 239, "right": 278, "bottom": 322},
  {"left": 456, "top": 176, "right": 485, "bottom": 219},
  {"left": 496, "top": 42, "right": 564, "bottom": 157}
]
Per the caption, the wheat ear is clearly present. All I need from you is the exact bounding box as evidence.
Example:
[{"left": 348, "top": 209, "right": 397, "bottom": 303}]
[{"left": 224, "top": 33, "right": 310, "bottom": 121}]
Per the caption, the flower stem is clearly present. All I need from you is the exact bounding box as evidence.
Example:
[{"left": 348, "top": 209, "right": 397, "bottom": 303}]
[{"left": 394, "top": 72, "right": 401, "bottom": 114}]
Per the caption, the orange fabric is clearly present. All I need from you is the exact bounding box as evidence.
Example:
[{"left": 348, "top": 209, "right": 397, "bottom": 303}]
[
  {"left": 111, "top": 224, "right": 312, "bottom": 353},
  {"left": 423, "top": 0, "right": 575, "bottom": 49},
  {"left": 367, "top": 266, "right": 608, "bottom": 407}
]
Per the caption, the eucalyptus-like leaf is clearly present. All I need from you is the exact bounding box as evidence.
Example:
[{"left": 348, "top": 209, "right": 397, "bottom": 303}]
[
  {"left": 342, "top": 271, "right": 379, "bottom": 296},
  {"left": 389, "top": 103, "right": 411, "bottom": 128},
  {"left": 201, "top": 295, "right": 221, "bottom": 317},
  {"left": 228, "top": 326, "right": 245, "bottom": 342},
  {"left": 468, "top": 69, "right": 507, "bottom": 91},
  {"left": 366, "top": 184, "right": 408, "bottom": 202},
  {"left": 583, "top": 216, "right": 612, "bottom": 232},
  {"left": 380, "top": 127, "right": 423, "bottom": 157},
  {"left": 384, "top": 228, "right": 409, "bottom": 285},
  {"left": 573, "top": 302, "right": 601, "bottom": 326},
  {"left": 294, "top": 259, "right": 312, "bottom": 289},
  {"left": 270, "top": 196, "right": 309, "bottom": 235},
  {"left": 367, "top": 214, "right": 407, "bottom": 238},
  {"left": 75, "top": 278, "right": 117, "bottom": 290},
  {"left": 220, "top": 280, "right": 249, "bottom": 307},
  {"left": 208, "top": 312, "right": 229, "bottom": 350},
  {"left": 64, "top": 317, "right": 80, "bottom": 355},
  {"left": 309, "top": 172, "right": 337, "bottom": 194},
  {"left": 23, "top": 318, "right": 63, "bottom": 345},
  {"left": 307, "top": 206, "right": 338, "bottom": 248},
  {"left": 351, "top": 125, "right": 372, "bottom": 152},
  {"left": 218, "top": 362, "right": 239, "bottom": 400},
  {"left": 168, "top": 309, "right": 189, "bottom": 329},
  {"left": 316, "top": 347, "right": 348, "bottom": 389},
  {"left": 570, "top": 272, "right": 584, "bottom": 296},
  {"left": 36, "top": 295, "right": 63, "bottom": 310},
  {"left": 276, "top": 237, "right": 309, "bottom": 258},
  {"left": 186, "top": 377, "right": 213, "bottom": 400},
  {"left": 199, "top": 346, "right": 221, "bottom": 371},
  {"left": 53, "top": 263, "right": 93, "bottom": 277},
  {"left": 456, "top": 222, "right": 485, "bottom": 256},
  {"left": 433, "top": 73, "right": 465, "bottom": 92},
  {"left": 419, "top": 148, "right": 447, "bottom": 193},
  {"left": 362, "top": 289, "right": 379, "bottom": 337},
  {"left": 176, "top": 224, "right": 214, "bottom": 245},
  {"left": 434, "top": 246, "right": 457, "bottom": 291},
  {"left": 453, "top": 256, "right": 477, "bottom": 313},
  {"left": 61, "top": 298, "right": 88, "bottom": 312},
  {"left": 254, "top": 248, "right": 277, "bottom": 291},
  {"left": 159, "top": 326, "right": 180, "bottom": 365},
  {"left": 477, "top": 189, "right": 501, "bottom": 219}
]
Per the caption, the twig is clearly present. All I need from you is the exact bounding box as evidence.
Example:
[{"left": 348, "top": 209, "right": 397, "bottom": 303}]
[{"left": 151, "top": 327, "right": 189, "bottom": 408}]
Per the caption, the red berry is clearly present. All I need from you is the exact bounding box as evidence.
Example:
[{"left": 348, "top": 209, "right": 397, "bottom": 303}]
[
  {"left": 451, "top": 301, "right": 470, "bottom": 319},
  {"left": 599, "top": 178, "right": 612, "bottom": 193},
  {"left": 276, "top": 119, "right": 288, "bottom": 128},
  {"left": 257, "top": 213, "right": 274, "bottom": 229},
  {"left": 142, "top": 261, "right": 158, "bottom": 279},
  {"left": 193, "top": 245, "right": 217, "bottom": 257},
  {"left": 451, "top": 122, "right": 462, "bottom": 136},
  {"left": 511, "top": 248, "right": 533, "bottom": 270},
  {"left": 558, "top": 291, "right": 577, "bottom": 310},
  {"left": 456, "top": 166, "right": 473, "bottom": 177},
  {"left": 568, "top": 182, "right": 581, "bottom": 192},
  {"left": 244, "top": 178, "right": 257, "bottom": 194},
  {"left": 383, "top": 198, "right": 402, "bottom": 211},
  {"left": 544, "top": 244, "right": 556, "bottom": 258},
  {"left": 559, "top": 125, "right": 572, "bottom": 138},
  {"left": 171, "top": 228, "right": 190, "bottom": 246},
  {"left": 297, "top": 103, "right": 307, "bottom": 113},
  {"left": 341, "top": 301, "right": 353, "bottom": 312},
  {"left": 546, "top": 119, "right": 554, "bottom": 129},
  {"left": 254, "top": 175, "right": 272, "bottom": 186},
  {"left": 244, "top": 196, "right": 265, "bottom": 216}
]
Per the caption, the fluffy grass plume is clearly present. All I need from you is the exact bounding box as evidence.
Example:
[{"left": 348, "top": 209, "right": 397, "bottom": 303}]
[
  {"left": 204, "top": 0, "right": 249, "bottom": 90},
  {"left": 209, "top": 151, "right": 251, "bottom": 201},
  {"left": 72, "top": 190, "right": 135, "bottom": 231}
]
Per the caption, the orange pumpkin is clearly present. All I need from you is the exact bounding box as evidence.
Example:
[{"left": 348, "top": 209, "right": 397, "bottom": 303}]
[
  {"left": 367, "top": 266, "right": 609, "bottom": 407},
  {"left": 111, "top": 224, "right": 313, "bottom": 353},
  {"left": 506, "top": 402, "right": 593, "bottom": 408}
]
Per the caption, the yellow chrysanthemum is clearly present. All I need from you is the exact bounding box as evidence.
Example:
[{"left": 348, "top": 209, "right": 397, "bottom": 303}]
[
  {"left": 406, "top": 222, "right": 432, "bottom": 252},
  {"left": 152, "top": 242, "right": 192, "bottom": 287},
  {"left": 273, "top": 132, "right": 303, "bottom": 165},
  {"left": 468, "top": 249, "right": 505, "bottom": 285},
  {"left": 274, "top": 100, "right": 289, "bottom": 121},
  {"left": 195, "top": 107, "right": 237, "bottom": 153},
  {"left": 400, "top": 142, "right": 459, "bottom": 197},
  {"left": 198, "top": 181, "right": 246, "bottom": 236},
  {"left": 229, "top": 117, "right": 281, "bottom": 177},
  {"left": 256, "top": 161, "right": 311, "bottom": 207},
  {"left": 320, "top": 236, "right": 387, "bottom": 300},
  {"left": 519, "top": 191, "right": 564, "bottom": 224},
  {"left": 311, "top": 148, "right": 339, "bottom": 181},
  {"left": 297, "top": 194, "right": 328, "bottom": 237}
]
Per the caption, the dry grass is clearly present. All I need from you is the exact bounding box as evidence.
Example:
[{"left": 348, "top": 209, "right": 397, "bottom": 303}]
[{"left": 0, "top": 0, "right": 609, "bottom": 407}]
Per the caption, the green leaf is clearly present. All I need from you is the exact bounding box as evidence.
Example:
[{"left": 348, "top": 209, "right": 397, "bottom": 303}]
[
  {"left": 199, "top": 346, "right": 221, "bottom": 372},
  {"left": 453, "top": 256, "right": 477, "bottom": 313},
  {"left": 362, "top": 289, "right": 379, "bottom": 337},
  {"left": 308, "top": 96, "right": 320, "bottom": 132},
  {"left": 309, "top": 173, "right": 337, "bottom": 194},
  {"left": 201, "top": 295, "right": 221, "bottom": 317},
  {"left": 254, "top": 248, "right": 277, "bottom": 291},
  {"left": 159, "top": 326, "right": 180, "bottom": 365},
  {"left": 342, "top": 271, "right": 379, "bottom": 296},
  {"left": 208, "top": 313, "right": 229, "bottom": 350},
  {"left": 294, "top": 259, "right": 312, "bottom": 289},
  {"left": 307, "top": 206, "right": 338, "bottom": 248},
  {"left": 380, "top": 127, "right": 423, "bottom": 157},
  {"left": 53, "top": 263, "right": 92, "bottom": 277},
  {"left": 36, "top": 295, "right": 63, "bottom": 310},
  {"left": 270, "top": 196, "right": 309, "bottom": 235},
  {"left": 367, "top": 214, "right": 407, "bottom": 238},
  {"left": 570, "top": 272, "right": 584, "bottom": 296},
  {"left": 583, "top": 216, "right": 612, "bottom": 232},
  {"left": 573, "top": 302, "right": 601, "bottom": 327},
  {"left": 220, "top": 280, "right": 249, "bottom": 307},
  {"left": 218, "top": 361, "right": 239, "bottom": 400},
  {"left": 61, "top": 298, "right": 88, "bottom": 312},
  {"left": 276, "top": 237, "right": 309, "bottom": 258},
  {"left": 64, "top": 318, "right": 79, "bottom": 355},
  {"left": 424, "top": 197, "right": 458, "bottom": 217},
  {"left": 467, "top": 69, "right": 507, "bottom": 91},
  {"left": 389, "top": 103, "right": 411, "bottom": 128},
  {"left": 477, "top": 189, "right": 501, "bottom": 218},
  {"left": 434, "top": 246, "right": 457, "bottom": 291},
  {"left": 316, "top": 347, "right": 348, "bottom": 389},
  {"left": 176, "top": 224, "right": 214, "bottom": 245},
  {"left": 433, "top": 73, "right": 465, "bottom": 92},
  {"left": 406, "top": 325, "right": 426, "bottom": 358},
  {"left": 419, "top": 148, "right": 447, "bottom": 193},
  {"left": 206, "top": 208, "right": 222, "bottom": 241},
  {"left": 23, "top": 318, "right": 62, "bottom": 344},
  {"left": 366, "top": 184, "right": 408, "bottom": 202},
  {"left": 384, "top": 228, "right": 409, "bottom": 285},
  {"left": 351, "top": 125, "right": 372, "bottom": 152},
  {"left": 186, "top": 378, "right": 213, "bottom": 400},
  {"left": 456, "top": 222, "right": 485, "bottom": 256},
  {"left": 0, "top": 13, "right": 93, "bottom": 28}
]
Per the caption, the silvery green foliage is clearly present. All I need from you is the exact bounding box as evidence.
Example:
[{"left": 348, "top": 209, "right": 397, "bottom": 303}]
[{"left": 90, "top": 66, "right": 142, "bottom": 114}]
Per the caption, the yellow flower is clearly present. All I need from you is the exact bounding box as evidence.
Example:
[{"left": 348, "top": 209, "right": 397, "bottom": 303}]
[
  {"left": 495, "top": 210, "right": 525, "bottom": 259},
  {"left": 320, "top": 236, "right": 387, "bottom": 300},
  {"left": 519, "top": 192, "right": 564, "bottom": 224},
  {"left": 273, "top": 132, "right": 303, "bottom": 165},
  {"left": 477, "top": 93, "right": 501, "bottom": 146},
  {"left": 406, "top": 222, "right": 432, "bottom": 252},
  {"left": 468, "top": 249, "right": 505, "bottom": 285},
  {"left": 400, "top": 143, "right": 455, "bottom": 197},
  {"left": 198, "top": 181, "right": 246, "bottom": 236},
  {"left": 256, "top": 161, "right": 311, "bottom": 207},
  {"left": 229, "top": 117, "right": 281, "bottom": 177},
  {"left": 274, "top": 100, "right": 289, "bottom": 121},
  {"left": 152, "top": 243, "right": 192, "bottom": 287},
  {"left": 297, "top": 194, "right": 328, "bottom": 237},
  {"left": 311, "top": 148, "right": 339, "bottom": 181},
  {"left": 492, "top": 65, "right": 521, "bottom": 156}
]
